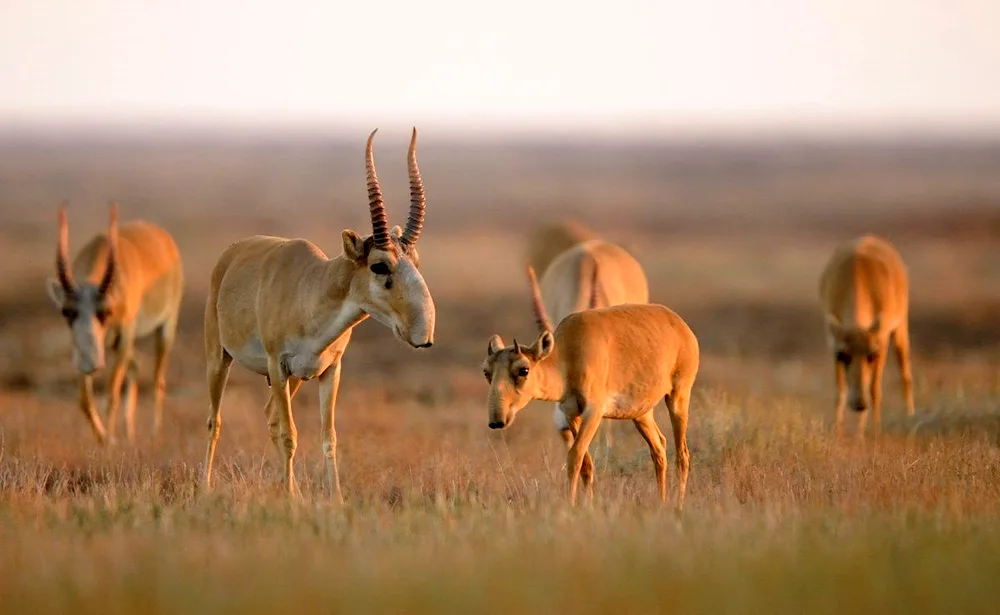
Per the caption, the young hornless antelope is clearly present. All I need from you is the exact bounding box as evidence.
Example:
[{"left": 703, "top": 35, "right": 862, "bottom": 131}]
[
  {"left": 203, "top": 128, "right": 436, "bottom": 500},
  {"left": 481, "top": 264, "right": 698, "bottom": 507},
  {"left": 46, "top": 202, "right": 184, "bottom": 445},
  {"left": 531, "top": 238, "right": 649, "bottom": 452},
  {"left": 819, "top": 234, "right": 915, "bottom": 436}
]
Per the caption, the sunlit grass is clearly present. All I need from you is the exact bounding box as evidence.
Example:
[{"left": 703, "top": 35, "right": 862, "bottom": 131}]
[{"left": 2, "top": 373, "right": 999, "bottom": 614}]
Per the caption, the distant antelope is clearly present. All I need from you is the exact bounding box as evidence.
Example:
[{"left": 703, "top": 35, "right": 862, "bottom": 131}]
[
  {"left": 481, "top": 263, "right": 698, "bottom": 507},
  {"left": 203, "top": 128, "right": 436, "bottom": 500},
  {"left": 820, "top": 234, "right": 915, "bottom": 436},
  {"left": 46, "top": 202, "right": 184, "bottom": 445},
  {"left": 531, "top": 237, "right": 649, "bottom": 452},
  {"left": 525, "top": 220, "right": 598, "bottom": 278}
]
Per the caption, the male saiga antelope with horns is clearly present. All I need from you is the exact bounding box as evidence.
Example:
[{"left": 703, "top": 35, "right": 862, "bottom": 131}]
[
  {"left": 481, "top": 263, "right": 698, "bottom": 508},
  {"left": 525, "top": 224, "right": 649, "bottom": 452},
  {"left": 46, "top": 202, "right": 184, "bottom": 445},
  {"left": 203, "top": 128, "right": 436, "bottom": 500},
  {"left": 820, "top": 234, "right": 915, "bottom": 436}
]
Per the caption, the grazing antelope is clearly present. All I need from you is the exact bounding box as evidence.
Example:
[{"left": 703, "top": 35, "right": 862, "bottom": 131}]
[
  {"left": 203, "top": 128, "right": 436, "bottom": 500},
  {"left": 533, "top": 238, "right": 649, "bottom": 452},
  {"left": 46, "top": 202, "right": 184, "bottom": 445},
  {"left": 820, "top": 234, "right": 915, "bottom": 436},
  {"left": 481, "top": 263, "right": 698, "bottom": 507},
  {"left": 525, "top": 219, "right": 597, "bottom": 278}
]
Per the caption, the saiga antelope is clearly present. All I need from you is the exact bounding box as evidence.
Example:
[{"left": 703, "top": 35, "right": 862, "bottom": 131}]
[
  {"left": 46, "top": 202, "right": 184, "bottom": 445},
  {"left": 481, "top": 263, "right": 698, "bottom": 507},
  {"left": 819, "top": 234, "right": 915, "bottom": 436},
  {"left": 525, "top": 220, "right": 597, "bottom": 278},
  {"left": 203, "top": 128, "right": 436, "bottom": 500},
  {"left": 531, "top": 237, "right": 649, "bottom": 452}
]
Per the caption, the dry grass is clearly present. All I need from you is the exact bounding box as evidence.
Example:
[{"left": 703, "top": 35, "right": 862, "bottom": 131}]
[{"left": 1, "top": 133, "right": 1000, "bottom": 614}]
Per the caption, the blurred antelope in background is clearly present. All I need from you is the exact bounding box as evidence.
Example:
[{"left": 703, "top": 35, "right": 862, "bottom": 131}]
[
  {"left": 481, "top": 263, "right": 698, "bottom": 508},
  {"left": 46, "top": 202, "right": 184, "bottom": 445},
  {"left": 202, "top": 128, "right": 436, "bottom": 500},
  {"left": 525, "top": 220, "right": 649, "bottom": 452},
  {"left": 525, "top": 220, "right": 598, "bottom": 278},
  {"left": 820, "top": 234, "right": 915, "bottom": 436}
]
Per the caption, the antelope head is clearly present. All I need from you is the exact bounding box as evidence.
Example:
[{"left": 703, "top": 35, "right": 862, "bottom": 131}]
[
  {"left": 46, "top": 203, "right": 119, "bottom": 375},
  {"left": 342, "top": 128, "right": 435, "bottom": 349},
  {"left": 826, "top": 314, "right": 884, "bottom": 412},
  {"left": 481, "top": 264, "right": 556, "bottom": 429}
]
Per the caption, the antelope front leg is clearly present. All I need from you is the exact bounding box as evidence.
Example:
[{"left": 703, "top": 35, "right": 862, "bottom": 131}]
[
  {"left": 318, "top": 361, "right": 345, "bottom": 504},
  {"left": 121, "top": 357, "right": 139, "bottom": 443},
  {"left": 78, "top": 374, "right": 108, "bottom": 445},
  {"left": 834, "top": 360, "right": 847, "bottom": 436},
  {"left": 869, "top": 350, "right": 890, "bottom": 437},
  {"left": 264, "top": 377, "right": 303, "bottom": 472},
  {"left": 556, "top": 409, "right": 595, "bottom": 496},
  {"left": 893, "top": 323, "right": 916, "bottom": 417},
  {"left": 566, "top": 406, "right": 603, "bottom": 506},
  {"left": 268, "top": 360, "right": 298, "bottom": 496},
  {"left": 103, "top": 327, "right": 135, "bottom": 444}
]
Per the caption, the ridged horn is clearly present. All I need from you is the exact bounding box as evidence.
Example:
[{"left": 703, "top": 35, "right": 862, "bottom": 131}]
[
  {"left": 55, "top": 202, "right": 77, "bottom": 295},
  {"left": 98, "top": 202, "right": 118, "bottom": 296},
  {"left": 365, "top": 129, "right": 390, "bottom": 250},
  {"left": 525, "top": 264, "right": 553, "bottom": 333},
  {"left": 401, "top": 127, "right": 425, "bottom": 248},
  {"left": 587, "top": 260, "right": 602, "bottom": 309}
]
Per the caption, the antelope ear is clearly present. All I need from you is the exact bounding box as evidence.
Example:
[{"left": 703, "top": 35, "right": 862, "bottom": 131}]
[
  {"left": 868, "top": 315, "right": 882, "bottom": 335},
  {"left": 487, "top": 334, "right": 505, "bottom": 357},
  {"left": 342, "top": 229, "right": 366, "bottom": 262},
  {"left": 46, "top": 277, "right": 66, "bottom": 307},
  {"left": 531, "top": 331, "right": 555, "bottom": 361}
]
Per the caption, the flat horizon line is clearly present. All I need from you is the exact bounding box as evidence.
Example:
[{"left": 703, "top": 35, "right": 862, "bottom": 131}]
[{"left": 4, "top": 116, "right": 1000, "bottom": 146}]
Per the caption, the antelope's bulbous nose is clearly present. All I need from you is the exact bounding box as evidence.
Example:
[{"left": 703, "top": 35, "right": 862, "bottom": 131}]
[
  {"left": 488, "top": 420, "right": 505, "bottom": 430},
  {"left": 72, "top": 353, "right": 102, "bottom": 375},
  {"left": 417, "top": 340, "right": 433, "bottom": 349}
]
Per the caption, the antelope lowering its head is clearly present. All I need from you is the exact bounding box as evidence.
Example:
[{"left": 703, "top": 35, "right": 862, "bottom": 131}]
[
  {"left": 819, "top": 234, "right": 914, "bottom": 436},
  {"left": 481, "top": 264, "right": 698, "bottom": 507},
  {"left": 533, "top": 237, "right": 649, "bottom": 451},
  {"left": 46, "top": 202, "right": 184, "bottom": 445},
  {"left": 525, "top": 219, "right": 598, "bottom": 278},
  {"left": 203, "top": 128, "right": 436, "bottom": 500}
]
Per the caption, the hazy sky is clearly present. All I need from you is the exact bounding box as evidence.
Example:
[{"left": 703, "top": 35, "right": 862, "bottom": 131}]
[{"left": 2, "top": 0, "right": 999, "bottom": 135}]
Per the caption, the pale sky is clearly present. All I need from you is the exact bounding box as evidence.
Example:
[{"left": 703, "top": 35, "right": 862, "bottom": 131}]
[{"left": 2, "top": 0, "right": 999, "bottom": 135}]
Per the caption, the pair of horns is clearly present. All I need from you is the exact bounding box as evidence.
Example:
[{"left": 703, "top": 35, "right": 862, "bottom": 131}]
[
  {"left": 366, "top": 128, "right": 426, "bottom": 251},
  {"left": 56, "top": 202, "right": 118, "bottom": 296}
]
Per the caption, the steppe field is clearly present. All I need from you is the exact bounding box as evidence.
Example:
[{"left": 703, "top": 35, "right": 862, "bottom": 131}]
[{"left": 1, "top": 130, "right": 1000, "bottom": 614}]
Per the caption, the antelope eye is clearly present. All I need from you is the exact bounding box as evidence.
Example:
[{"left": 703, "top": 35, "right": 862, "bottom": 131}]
[
  {"left": 866, "top": 352, "right": 878, "bottom": 363},
  {"left": 483, "top": 369, "right": 492, "bottom": 383},
  {"left": 61, "top": 307, "right": 78, "bottom": 320},
  {"left": 95, "top": 307, "right": 111, "bottom": 323},
  {"left": 370, "top": 262, "right": 391, "bottom": 275},
  {"left": 517, "top": 367, "right": 529, "bottom": 378}
]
